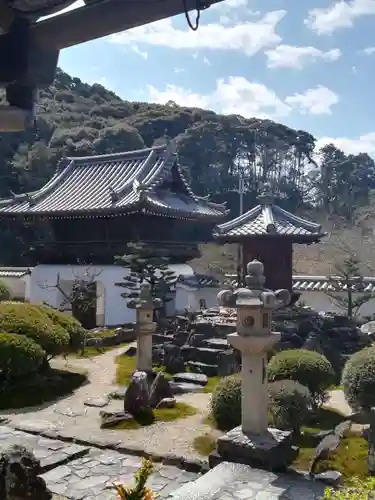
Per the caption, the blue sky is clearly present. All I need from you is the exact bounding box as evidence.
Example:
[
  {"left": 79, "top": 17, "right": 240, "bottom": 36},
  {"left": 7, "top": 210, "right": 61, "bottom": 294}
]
[{"left": 55, "top": 0, "right": 375, "bottom": 155}]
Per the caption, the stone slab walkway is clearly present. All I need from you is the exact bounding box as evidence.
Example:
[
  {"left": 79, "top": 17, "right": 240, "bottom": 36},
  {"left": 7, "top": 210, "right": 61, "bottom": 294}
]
[
  {"left": 0, "top": 425, "right": 327, "bottom": 500},
  {"left": 166, "top": 462, "right": 326, "bottom": 500}
]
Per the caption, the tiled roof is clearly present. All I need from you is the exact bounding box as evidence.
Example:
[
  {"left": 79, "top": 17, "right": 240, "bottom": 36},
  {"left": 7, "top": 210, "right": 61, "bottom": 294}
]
[
  {"left": 214, "top": 201, "right": 325, "bottom": 242},
  {"left": 0, "top": 141, "right": 226, "bottom": 220},
  {"left": 0, "top": 267, "right": 32, "bottom": 278},
  {"left": 177, "top": 273, "right": 221, "bottom": 288},
  {"left": 293, "top": 275, "right": 375, "bottom": 293},
  {"left": 225, "top": 273, "right": 375, "bottom": 293}
]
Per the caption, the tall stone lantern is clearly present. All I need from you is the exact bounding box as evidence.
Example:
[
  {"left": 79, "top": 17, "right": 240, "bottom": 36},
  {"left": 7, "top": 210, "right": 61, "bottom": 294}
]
[
  {"left": 127, "top": 283, "right": 161, "bottom": 373},
  {"left": 209, "top": 259, "right": 299, "bottom": 471}
]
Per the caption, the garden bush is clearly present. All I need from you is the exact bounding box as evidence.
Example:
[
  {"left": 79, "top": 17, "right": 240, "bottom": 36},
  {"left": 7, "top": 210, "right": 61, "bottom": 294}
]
[
  {"left": 0, "top": 280, "right": 11, "bottom": 302},
  {"left": 0, "top": 302, "right": 69, "bottom": 357},
  {"left": 0, "top": 332, "right": 45, "bottom": 379},
  {"left": 268, "top": 349, "right": 334, "bottom": 408},
  {"left": 323, "top": 477, "right": 375, "bottom": 499},
  {"left": 268, "top": 379, "right": 312, "bottom": 433},
  {"left": 210, "top": 373, "right": 241, "bottom": 430},
  {"left": 342, "top": 346, "right": 375, "bottom": 411},
  {"left": 39, "top": 304, "right": 86, "bottom": 350}
]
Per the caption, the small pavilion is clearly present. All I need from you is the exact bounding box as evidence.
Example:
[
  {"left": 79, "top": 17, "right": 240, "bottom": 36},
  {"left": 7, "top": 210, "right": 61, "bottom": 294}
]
[{"left": 213, "top": 191, "right": 326, "bottom": 292}]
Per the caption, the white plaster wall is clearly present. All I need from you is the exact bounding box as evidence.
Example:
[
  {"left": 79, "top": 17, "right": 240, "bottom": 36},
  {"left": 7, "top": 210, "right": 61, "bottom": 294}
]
[
  {"left": 29, "top": 263, "right": 194, "bottom": 327},
  {"left": 195, "top": 287, "right": 221, "bottom": 309},
  {"left": 175, "top": 285, "right": 197, "bottom": 313},
  {"left": 299, "top": 290, "right": 375, "bottom": 318}
]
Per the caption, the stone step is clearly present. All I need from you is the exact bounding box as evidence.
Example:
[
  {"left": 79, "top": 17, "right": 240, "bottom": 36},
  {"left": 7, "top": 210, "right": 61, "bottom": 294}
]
[
  {"left": 166, "top": 461, "right": 326, "bottom": 499},
  {"left": 204, "top": 338, "right": 230, "bottom": 350},
  {"left": 172, "top": 372, "right": 208, "bottom": 386},
  {"left": 153, "top": 333, "right": 174, "bottom": 345},
  {"left": 187, "top": 361, "right": 218, "bottom": 377},
  {"left": 181, "top": 346, "right": 223, "bottom": 365}
]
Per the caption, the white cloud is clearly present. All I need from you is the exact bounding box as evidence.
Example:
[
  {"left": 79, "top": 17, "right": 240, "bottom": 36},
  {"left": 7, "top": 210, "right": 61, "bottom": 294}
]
[
  {"left": 147, "top": 77, "right": 337, "bottom": 119},
  {"left": 265, "top": 45, "right": 341, "bottom": 69},
  {"left": 285, "top": 86, "right": 339, "bottom": 115},
  {"left": 364, "top": 46, "right": 375, "bottom": 54},
  {"left": 111, "top": 11, "right": 286, "bottom": 56},
  {"left": 203, "top": 57, "right": 211, "bottom": 65},
  {"left": 305, "top": 0, "right": 375, "bottom": 35},
  {"left": 316, "top": 133, "right": 375, "bottom": 155},
  {"left": 132, "top": 45, "right": 148, "bottom": 59}
]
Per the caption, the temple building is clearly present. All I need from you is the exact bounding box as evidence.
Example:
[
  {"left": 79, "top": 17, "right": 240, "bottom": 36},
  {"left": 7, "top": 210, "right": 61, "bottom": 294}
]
[
  {"left": 0, "top": 141, "right": 227, "bottom": 327},
  {"left": 214, "top": 191, "right": 326, "bottom": 292}
]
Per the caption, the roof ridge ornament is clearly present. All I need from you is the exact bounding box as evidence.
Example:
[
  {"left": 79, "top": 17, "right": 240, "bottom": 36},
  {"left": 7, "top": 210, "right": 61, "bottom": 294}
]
[
  {"left": 257, "top": 182, "right": 275, "bottom": 206},
  {"left": 133, "top": 178, "right": 148, "bottom": 202},
  {"left": 108, "top": 186, "right": 119, "bottom": 204}
]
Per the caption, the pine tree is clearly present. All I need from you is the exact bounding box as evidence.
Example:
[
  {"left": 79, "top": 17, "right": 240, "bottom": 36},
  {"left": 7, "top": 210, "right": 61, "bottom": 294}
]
[{"left": 115, "top": 242, "right": 176, "bottom": 313}]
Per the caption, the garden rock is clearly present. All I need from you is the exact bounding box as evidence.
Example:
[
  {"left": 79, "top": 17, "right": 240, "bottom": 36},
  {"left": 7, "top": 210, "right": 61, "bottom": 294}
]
[
  {"left": 217, "top": 350, "right": 240, "bottom": 377},
  {"left": 0, "top": 444, "right": 52, "bottom": 500},
  {"left": 149, "top": 372, "right": 174, "bottom": 408},
  {"left": 84, "top": 396, "right": 109, "bottom": 408},
  {"left": 123, "top": 371, "right": 151, "bottom": 417},
  {"left": 99, "top": 411, "right": 133, "bottom": 429},
  {"left": 164, "top": 344, "right": 185, "bottom": 374},
  {"left": 156, "top": 397, "right": 177, "bottom": 409},
  {"left": 172, "top": 372, "right": 208, "bottom": 386}
]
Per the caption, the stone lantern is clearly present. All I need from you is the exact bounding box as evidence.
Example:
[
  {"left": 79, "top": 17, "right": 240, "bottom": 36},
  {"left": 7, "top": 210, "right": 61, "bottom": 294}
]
[
  {"left": 210, "top": 259, "right": 299, "bottom": 471},
  {"left": 127, "top": 283, "right": 162, "bottom": 373}
]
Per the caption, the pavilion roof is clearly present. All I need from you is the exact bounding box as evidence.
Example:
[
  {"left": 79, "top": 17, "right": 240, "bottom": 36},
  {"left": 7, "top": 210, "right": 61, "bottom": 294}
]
[
  {"left": 0, "top": 141, "right": 227, "bottom": 220},
  {"left": 213, "top": 192, "right": 326, "bottom": 243}
]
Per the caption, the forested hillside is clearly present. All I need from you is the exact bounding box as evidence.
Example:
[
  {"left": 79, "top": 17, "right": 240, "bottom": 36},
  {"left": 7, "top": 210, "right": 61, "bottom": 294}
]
[{"left": 1, "top": 68, "right": 375, "bottom": 271}]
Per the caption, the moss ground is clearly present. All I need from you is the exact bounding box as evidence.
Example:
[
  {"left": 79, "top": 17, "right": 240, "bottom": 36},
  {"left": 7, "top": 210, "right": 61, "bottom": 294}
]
[
  {"left": 194, "top": 407, "right": 368, "bottom": 481},
  {"left": 106, "top": 402, "right": 197, "bottom": 430},
  {"left": 0, "top": 368, "right": 88, "bottom": 409},
  {"left": 116, "top": 353, "right": 221, "bottom": 392}
]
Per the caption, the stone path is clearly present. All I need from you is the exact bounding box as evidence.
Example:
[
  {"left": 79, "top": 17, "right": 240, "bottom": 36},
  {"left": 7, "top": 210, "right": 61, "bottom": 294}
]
[
  {"left": 0, "top": 425, "right": 328, "bottom": 500},
  {"left": 0, "top": 346, "right": 215, "bottom": 460},
  {"left": 0, "top": 344, "right": 360, "bottom": 461},
  {"left": 166, "top": 462, "right": 326, "bottom": 500},
  {"left": 0, "top": 425, "right": 199, "bottom": 500}
]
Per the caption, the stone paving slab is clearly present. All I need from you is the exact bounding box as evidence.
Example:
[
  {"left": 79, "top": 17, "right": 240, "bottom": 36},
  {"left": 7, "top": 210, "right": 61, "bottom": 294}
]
[
  {"left": 0, "top": 425, "right": 89, "bottom": 472},
  {"left": 166, "top": 462, "right": 327, "bottom": 499},
  {"left": 41, "top": 449, "right": 200, "bottom": 500}
]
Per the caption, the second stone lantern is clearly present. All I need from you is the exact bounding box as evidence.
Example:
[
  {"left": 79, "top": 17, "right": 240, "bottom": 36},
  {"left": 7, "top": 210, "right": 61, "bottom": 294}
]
[{"left": 210, "top": 259, "right": 299, "bottom": 471}]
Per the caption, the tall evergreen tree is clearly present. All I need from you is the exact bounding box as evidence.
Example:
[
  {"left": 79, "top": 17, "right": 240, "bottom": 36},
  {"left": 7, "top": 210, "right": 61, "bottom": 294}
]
[{"left": 115, "top": 243, "right": 177, "bottom": 314}]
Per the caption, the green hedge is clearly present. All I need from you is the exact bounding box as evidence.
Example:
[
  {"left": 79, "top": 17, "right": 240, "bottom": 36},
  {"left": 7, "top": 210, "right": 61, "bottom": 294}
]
[
  {"left": 38, "top": 304, "right": 86, "bottom": 350},
  {"left": 0, "top": 302, "right": 69, "bottom": 356},
  {"left": 342, "top": 346, "right": 375, "bottom": 411},
  {"left": 210, "top": 374, "right": 241, "bottom": 431},
  {"left": 0, "top": 332, "right": 45, "bottom": 378},
  {"left": 268, "top": 349, "right": 334, "bottom": 407},
  {"left": 0, "top": 280, "right": 11, "bottom": 302}
]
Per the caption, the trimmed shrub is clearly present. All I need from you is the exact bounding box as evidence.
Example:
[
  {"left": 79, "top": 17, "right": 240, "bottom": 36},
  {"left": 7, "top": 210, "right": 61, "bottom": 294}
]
[
  {"left": 342, "top": 346, "right": 375, "bottom": 411},
  {"left": 0, "top": 332, "right": 45, "bottom": 379},
  {"left": 268, "top": 349, "right": 334, "bottom": 408},
  {"left": 268, "top": 379, "right": 312, "bottom": 433},
  {"left": 0, "top": 302, "right": 69, "bottom": 357},
  {"left": 323, "top": 477, "right": 375, "bottom": 499},
  {"left": 210, "top": 374, "right": 241, "bottom": 431},
  {"left": 0, "top": 280, "right": 11, "bottom": 302},
  {"left": 38, "top": 304, "right": 86, "bottom": 350}
]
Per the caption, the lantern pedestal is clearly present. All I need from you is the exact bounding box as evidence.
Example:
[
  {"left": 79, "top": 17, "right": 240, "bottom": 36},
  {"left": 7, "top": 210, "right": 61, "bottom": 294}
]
[
  {"left": 135, "top": 322, "right": 155, "bottom": 373},
  {"left": 209, "top": 333, "right": 298, "bottom": 471},
  {"left": 209, "top": 260, "right": 299, "bottom": 472}
]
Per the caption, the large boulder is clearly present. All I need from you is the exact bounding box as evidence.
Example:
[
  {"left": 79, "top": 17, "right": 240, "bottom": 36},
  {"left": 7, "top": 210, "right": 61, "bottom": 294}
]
[{"left": 123, "top": 371, "right": 151, "bottom": 417}]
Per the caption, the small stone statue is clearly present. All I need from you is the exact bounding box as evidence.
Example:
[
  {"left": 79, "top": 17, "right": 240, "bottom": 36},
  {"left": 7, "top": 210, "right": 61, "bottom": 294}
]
[{"left": 0, "top": 444, "right": 52, "bottom": 500}]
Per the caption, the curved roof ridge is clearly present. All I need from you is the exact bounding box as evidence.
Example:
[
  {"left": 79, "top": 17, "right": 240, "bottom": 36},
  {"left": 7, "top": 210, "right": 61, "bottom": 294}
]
[
  {"left": 0, "top": 160, "right": 75, "bottom": 207},
  {"left": 273, "top": 205, "right": 323, "bottom": 232},
  {"left": 215, "top": 205, "right": 262, "bottom": 233},
  {"left": 68, "top": 144, "right": 167, "bottom": 165}
]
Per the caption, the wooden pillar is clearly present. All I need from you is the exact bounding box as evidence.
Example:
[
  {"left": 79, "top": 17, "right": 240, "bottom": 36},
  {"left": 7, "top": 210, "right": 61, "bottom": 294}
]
[{"left": 242, "top": 237, "right": 293, "bottom": 291}]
